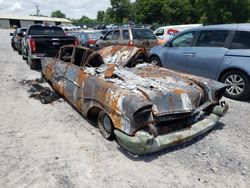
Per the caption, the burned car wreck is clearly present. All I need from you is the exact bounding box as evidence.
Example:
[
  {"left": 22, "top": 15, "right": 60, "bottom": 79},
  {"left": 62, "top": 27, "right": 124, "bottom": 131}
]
[{"left": 42, "top": 45, "right": 228, "bottom": 155}]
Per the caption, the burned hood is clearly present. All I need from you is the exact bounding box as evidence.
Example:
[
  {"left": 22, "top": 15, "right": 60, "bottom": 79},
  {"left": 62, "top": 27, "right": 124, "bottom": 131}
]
[{"left": 106, "top": 65, "right": 205, "bottom": 116}]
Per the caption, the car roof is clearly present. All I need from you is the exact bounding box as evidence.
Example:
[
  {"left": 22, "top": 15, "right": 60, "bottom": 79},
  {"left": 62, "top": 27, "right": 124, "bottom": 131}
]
[
  {"left": 157, "top": 24, "right": 202, "bottom": 30},
  {"left": 189, "top": 23, "right": 250, "bottom": 31}
]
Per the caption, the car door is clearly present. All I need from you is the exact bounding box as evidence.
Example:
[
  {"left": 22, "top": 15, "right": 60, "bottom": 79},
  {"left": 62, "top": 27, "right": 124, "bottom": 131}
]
[
  {"left": 120, "top": 29, "right": 130, "bottom": 45},
  {"left": 63, "top": 48, "right": 88, "bottom": 109},
  {"left": 99, "top": 31, "right": 113, "bottom": 48},
  {"left": 187, "top": 30, "right": 230, "bottom": 79},
  {"left": 50, "top": 47, "right": 74, "bottom": 95},
  {"left": 164, "top": 31, "right": 196, "bottom": 73},
  {"left": 110, "top": 30, "right": 121, "bottom": 45}
]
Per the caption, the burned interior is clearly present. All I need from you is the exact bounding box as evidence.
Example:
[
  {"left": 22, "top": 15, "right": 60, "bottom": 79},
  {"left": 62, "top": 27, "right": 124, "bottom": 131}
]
[{"left": 41, "top": 45, "right": 229, "bottom": 155}]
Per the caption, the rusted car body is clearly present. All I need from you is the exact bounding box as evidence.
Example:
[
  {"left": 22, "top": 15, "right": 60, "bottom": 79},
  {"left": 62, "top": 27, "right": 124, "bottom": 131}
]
[{"left": 42, "top": 45, "right": 228, "bottom": 155}]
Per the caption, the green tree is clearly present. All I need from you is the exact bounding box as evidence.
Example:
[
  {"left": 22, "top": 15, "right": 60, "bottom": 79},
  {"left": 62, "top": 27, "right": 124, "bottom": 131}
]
[
  {"left": 110, "top": 0, "right": 132, "bottom": 23},
  {"left": 97, "top": 11, "right": 106, "bottom": 22},
  {"left": 196, "top": 0, "right": 250, "bottom": 24},
  {"left": 104, "top": 7, "right": 116, "bottom": 24},
  {"left": 98, "top": 0, "right": 250, "bottom": 25},
  {"left": 51, "top": 10, "right": 66, "bottom": 18},
  {"left": 134, "top": 0, "right": 165, "bottom": 24},
  {"left": 162, "top": 0, "right": 194, "bottom": 25}
]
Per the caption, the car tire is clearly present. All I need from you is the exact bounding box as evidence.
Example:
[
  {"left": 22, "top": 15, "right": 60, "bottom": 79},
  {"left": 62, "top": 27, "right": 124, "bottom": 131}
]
[
  {"left": 11, "top": 43, "right": 16, "bottom": 51},
  {"left": 18, "top": 49, "right": 22, "bottom": 55},
  {"left": 29, "top": 59, "right": 41, "bottom": 70},
  {"left": 220, "top": 70, "right": 250, "bottom": 100},
  {"left": 98, "top": 111, "right": 114, "bottom": 140},
  {"left": 150, "top": 56, "right": 162, "bottom": 67},
  {"left": 22, "top": 50, "right": 28, "bottom": 60}
]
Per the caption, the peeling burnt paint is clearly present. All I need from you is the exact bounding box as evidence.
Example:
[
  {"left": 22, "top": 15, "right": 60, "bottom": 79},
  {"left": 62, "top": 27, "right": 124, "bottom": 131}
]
[{"left": 41, "top": 45, "right": 228, "bottom": 154}]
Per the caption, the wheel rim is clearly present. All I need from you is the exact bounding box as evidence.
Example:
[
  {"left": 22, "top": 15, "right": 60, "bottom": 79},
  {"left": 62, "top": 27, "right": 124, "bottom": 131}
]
[
  {"left": 150, "top": 58, "right": 159, "bottom": 66},
  {"left": 102, "top": 114, "right": 112, "bottom": 133},
  {"left": 225, "top": 74, "right": 245, "bottom": 96},
  {"left": 99, "top": 112, "right": 113, "bottom": 139}
]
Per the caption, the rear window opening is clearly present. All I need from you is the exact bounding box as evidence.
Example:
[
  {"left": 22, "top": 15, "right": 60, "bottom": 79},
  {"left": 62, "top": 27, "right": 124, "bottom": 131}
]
[
  {"left": 60, "top": 47, "right": 73, "bottom": 62},
  {"left": 132, "top": 29, "right": 156, "bottom": 40},
  {"left": 230, "top": 31, "right": 250, "bottom": 49},
  {"left": 28, "top": 25, "right": 65, "bottom": 36}
]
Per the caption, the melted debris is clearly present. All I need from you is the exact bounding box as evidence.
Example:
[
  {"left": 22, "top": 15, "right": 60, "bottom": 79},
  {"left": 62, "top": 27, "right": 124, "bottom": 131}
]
[
  {"left": 20, "top": 76, "right": 61, "bottom": 104},
  {"left": 28, "top": 84, "right": 60, "bottom": 104}
]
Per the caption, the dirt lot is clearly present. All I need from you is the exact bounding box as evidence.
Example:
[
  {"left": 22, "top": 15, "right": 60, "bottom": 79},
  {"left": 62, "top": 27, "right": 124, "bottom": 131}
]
[{"left": 0, "top": 28, "right": 249, "bottom": 188}]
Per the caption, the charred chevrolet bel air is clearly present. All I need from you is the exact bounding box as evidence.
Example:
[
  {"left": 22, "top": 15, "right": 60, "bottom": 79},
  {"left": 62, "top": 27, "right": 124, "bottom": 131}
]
[{"left": 42, "top": 45, "right": 228, "bottom": 155}]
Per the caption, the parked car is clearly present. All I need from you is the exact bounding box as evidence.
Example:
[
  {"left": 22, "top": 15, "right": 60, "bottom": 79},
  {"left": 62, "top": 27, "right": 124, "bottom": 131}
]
[
  {"left": 96, "top": 27, "right": 158, "bottom": 53},
  {"left": 65, "top": 31, "right": 79, "bottom": 37},
  {"left": 41, "top": 45, "right": 228, "bottom": 155},
  {"left": 9, "top": 27, "right": 27, "bottom": 54},
  {"left": 150, "top": 24, "right": 250, "bottom": 100},
  {"left": 59, "top": 24, "right": 81, "bottom": 31},
  {"left": 22, "top": 24, "right": 78, "bottom": 70},
  {"left": 77, "top": 31, "right": 103, "bottom": 49},
  {"left": 154, "top": 24, "right": 202, "bottom": 43}
]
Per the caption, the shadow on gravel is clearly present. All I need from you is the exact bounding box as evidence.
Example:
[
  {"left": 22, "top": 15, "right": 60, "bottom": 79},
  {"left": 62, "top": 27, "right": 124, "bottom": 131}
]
[
  {"left": 224, "top": 96, "right": 250, "bottom": 103},
  {"left": 117, "top": 122, "right": 225, "bottom": 162}
]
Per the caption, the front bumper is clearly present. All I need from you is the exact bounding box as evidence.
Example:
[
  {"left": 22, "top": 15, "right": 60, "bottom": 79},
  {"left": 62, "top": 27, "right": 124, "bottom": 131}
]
[{"left": 114, "top": 104, "right": 228, "bottom": 155}]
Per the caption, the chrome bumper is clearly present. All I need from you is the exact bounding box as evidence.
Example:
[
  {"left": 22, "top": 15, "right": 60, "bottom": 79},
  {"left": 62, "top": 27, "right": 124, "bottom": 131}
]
[{"left": 114, "top": 104, "right": 228, "bottom": 155}]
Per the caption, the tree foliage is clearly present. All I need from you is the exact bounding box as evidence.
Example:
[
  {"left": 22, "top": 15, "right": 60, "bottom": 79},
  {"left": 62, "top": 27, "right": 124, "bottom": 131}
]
[
  {"left": 97, "top": 11, "right": 106, "bottom": 22},
  {"left": 109, "top": 0, "right": 133, "bottom": 23},
  {"left": 196, "top": 0, "right": 250, "bottom": 24},
  {"left": 51, "top": 10, "right": 66, "bottom": 18},
  {"left": 69, "top": 0, "right": 250, "bottom": 26},
  {"left": 72, "top": 15, "right": 96, "bottom": 25},
  {"left": 134, "top": 0, "right": 165, "bottom": 24},
  {"left": 102, "top": 0, "right": 250, "bottom": 25}
]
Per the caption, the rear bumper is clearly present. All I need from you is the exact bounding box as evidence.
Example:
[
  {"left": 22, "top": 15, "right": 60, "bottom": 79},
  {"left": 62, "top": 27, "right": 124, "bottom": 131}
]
[
  {"left": 30, "top": 53, "right": 47, "bottom": 60},
  {"left": 114, "top": 104, "right": 228, "bottom": 155}
]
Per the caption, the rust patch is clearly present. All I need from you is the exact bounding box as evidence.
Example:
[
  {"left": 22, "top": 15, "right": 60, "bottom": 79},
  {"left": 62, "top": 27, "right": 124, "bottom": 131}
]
[
  {"left": 104, "top": 64, "right": 116, "bottom": 78},
  {"left": 173, "top": 88, "right": 185, "bottom": 95}
]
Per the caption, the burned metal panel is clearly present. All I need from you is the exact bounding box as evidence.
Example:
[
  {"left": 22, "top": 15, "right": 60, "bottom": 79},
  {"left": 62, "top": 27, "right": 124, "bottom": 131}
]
[
  {"left": 42, "top": 45, "right": 227, "bottom": 138},
  {"left": 107, "top": 65, "right": 205, "bottom": 116},
  {"left": 98, "top": 45, "right": 147, "bottom": 67}
]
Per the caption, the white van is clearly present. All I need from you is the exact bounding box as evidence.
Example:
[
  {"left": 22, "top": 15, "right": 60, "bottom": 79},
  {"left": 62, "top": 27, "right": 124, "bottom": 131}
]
[{"left": 154, "top": 24, "right": 202, "bottom": 42}]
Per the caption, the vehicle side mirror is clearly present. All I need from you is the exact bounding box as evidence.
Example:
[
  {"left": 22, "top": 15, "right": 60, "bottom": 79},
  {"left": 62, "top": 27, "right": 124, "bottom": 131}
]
[
  {"left": 9, "top": 33, "right": 14, "bottom": 36},
  {"left": 18, "top": 33, "right": 24, "bottom": 37},
  {"left": 100, "top": 36, "right": 103, "bottom": 40}
]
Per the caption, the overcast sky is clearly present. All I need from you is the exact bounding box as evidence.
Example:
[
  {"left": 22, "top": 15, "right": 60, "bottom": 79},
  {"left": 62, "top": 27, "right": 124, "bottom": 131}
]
[{"left": 0, "top": 0, "right": 111, "bottom": 19}]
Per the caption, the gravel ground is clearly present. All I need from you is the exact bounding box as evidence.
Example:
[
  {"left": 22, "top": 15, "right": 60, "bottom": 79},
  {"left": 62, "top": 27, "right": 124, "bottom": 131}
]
[{"left": 0, "top": 29, "right": 249, "bottom": 188}]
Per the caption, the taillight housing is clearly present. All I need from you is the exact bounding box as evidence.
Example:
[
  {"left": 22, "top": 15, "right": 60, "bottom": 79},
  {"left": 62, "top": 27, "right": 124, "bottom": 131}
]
[
  {"left": 29, "top": 38, "right": 36, "bottom": 53},
  {"left": 87, "top": 39, "right": 96, "bottom": 44},
  {"left": 74, "top": 38, "right": 79, "bottom": 45},
  {"left": 128, "top": 40, "right": 134, "bottom": 46}
]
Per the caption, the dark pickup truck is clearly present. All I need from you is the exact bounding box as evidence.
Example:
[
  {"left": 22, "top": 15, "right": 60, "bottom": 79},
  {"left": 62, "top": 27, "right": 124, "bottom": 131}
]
[{"left": 22, "top": 24, "right": 78, "bottom": 69}]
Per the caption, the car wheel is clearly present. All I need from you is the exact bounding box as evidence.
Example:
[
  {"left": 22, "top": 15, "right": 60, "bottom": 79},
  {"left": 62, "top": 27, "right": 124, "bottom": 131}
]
[
  {"left": 220, "top": 70, "right": 250, "bottom": 100},
  {"left": 22, "top": 50, "right": 28, "bottom": 60},
  {"left": 18, "top": 49, "right": 22, "bottom": 55},
  {"left": 11, "top": 43, "right": 16, "bottom": 51},
  {"left": 29, "top": 59, "right": 41, "bottom": 70},
  {"left": 150, "top": 56, "right": 162, "bottom": 67},
  {"left": 98, "top": 111, "right": 114, "bottom": 140}
]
